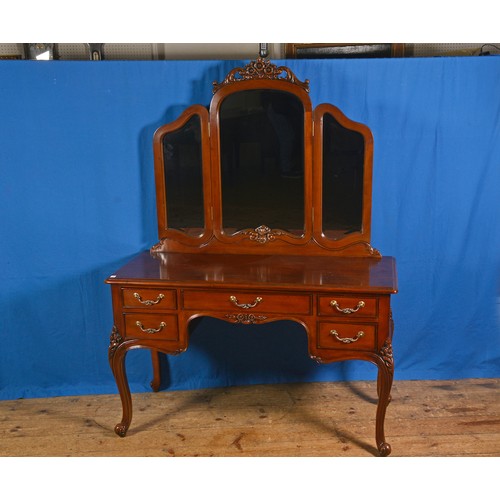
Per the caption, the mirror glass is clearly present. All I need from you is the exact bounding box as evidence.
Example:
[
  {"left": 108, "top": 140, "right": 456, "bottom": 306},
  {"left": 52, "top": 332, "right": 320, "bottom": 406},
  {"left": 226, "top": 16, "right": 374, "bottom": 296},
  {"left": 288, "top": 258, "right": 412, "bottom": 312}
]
[
  {"left": 163, "top": 114, "right": 205, "bottom": 236},
  {"left": 322, "top": 112, "right": 364, "bottom": 238},
  {"left": 219, "top": 89, "right": 305, "bottom": 236}
]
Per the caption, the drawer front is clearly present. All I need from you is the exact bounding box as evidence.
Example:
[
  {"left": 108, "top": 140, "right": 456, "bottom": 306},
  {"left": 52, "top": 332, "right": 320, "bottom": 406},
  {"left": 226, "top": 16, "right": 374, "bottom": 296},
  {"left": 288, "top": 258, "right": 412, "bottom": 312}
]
[
  {"left": 124, "top": 313, "right": 179, "bottom": 340},
  {"left": 317, "top": 322, "right": 376, "bottom": 351},
  {"left": 182, "top": 290, "right": 311, "bottom": 315},
  {"left": 122, "top": 288, "right": 177, "bottom": 310},
  {"left": 318, "top": 295, "right": 377, "bottom": 318}
]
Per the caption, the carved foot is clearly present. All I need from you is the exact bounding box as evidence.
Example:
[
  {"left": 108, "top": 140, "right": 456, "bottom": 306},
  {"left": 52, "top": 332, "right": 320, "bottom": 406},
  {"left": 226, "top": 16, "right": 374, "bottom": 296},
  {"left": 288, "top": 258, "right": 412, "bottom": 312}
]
[
  {"left": 150, "top": 380, "right": 160, "bottom": 392},
  {"left": 378, "top": 442, "right": 392, "bottom": 457},
  {"left": 114, "top": 423, "right": 129, "bottom": 438}
]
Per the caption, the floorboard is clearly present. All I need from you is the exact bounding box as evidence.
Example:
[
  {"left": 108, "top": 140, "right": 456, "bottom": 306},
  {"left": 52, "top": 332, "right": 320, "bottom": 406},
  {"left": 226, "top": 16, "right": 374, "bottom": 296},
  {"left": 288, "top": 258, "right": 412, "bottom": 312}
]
[{"left": 0, "top": 378, "right": 498, "bottom": 457}]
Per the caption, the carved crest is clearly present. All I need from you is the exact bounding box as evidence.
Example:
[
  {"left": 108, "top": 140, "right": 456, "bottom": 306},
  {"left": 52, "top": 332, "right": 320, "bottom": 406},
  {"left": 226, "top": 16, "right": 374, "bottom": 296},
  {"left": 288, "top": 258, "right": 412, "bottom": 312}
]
[{"left": 213, "top": 58, "right": 310, "bottom": 94}]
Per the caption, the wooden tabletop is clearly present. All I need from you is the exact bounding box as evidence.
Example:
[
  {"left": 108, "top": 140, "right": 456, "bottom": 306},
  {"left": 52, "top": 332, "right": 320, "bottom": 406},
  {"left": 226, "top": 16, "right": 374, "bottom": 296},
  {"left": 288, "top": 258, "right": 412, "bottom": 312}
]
[{"left": 107, "top": 251, "right": 397, "bottom": 294}]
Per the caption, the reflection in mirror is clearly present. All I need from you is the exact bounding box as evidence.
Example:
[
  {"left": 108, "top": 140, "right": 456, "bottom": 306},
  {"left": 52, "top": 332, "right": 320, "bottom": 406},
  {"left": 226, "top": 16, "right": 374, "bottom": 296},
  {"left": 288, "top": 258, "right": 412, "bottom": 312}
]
[
  {"left": 219, "top": 89, "right": 305, "bottom": 236},
  {"left": 163, "top": 114, "right": 205, "bottom": 236},
  {"left": 322, "top": 112, "right": 364, "bottom": 238}
]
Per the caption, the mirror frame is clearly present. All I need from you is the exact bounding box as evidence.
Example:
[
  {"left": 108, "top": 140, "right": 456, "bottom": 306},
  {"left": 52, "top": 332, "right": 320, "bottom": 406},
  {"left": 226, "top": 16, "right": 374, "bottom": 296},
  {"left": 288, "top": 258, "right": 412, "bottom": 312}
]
[
  {"left": 152, "top": 104, "right": 212, "bottom": 247},
  {"left": 312, "top": 103, "right": 376, "bottom": 254},
  {"left": 210, "top": 79, "right": 313, "bottom": 246}
]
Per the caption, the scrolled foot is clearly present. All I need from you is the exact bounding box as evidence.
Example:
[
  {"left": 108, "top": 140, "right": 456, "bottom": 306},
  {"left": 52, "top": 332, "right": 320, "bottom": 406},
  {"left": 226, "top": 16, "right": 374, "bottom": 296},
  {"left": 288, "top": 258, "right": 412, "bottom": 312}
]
[
  {"left": 378, "top": 442, "right": 392, "bottom": 457},
  {"left": 114, "top": 423, "right": 128, "bottom": 437}
]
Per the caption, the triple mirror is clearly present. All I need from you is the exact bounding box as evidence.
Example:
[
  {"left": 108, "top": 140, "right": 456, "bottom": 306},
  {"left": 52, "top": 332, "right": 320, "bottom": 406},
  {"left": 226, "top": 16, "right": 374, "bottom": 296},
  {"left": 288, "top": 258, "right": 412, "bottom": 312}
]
[{"left": 152, "top": 58, "right": 378, "bottom": 257}]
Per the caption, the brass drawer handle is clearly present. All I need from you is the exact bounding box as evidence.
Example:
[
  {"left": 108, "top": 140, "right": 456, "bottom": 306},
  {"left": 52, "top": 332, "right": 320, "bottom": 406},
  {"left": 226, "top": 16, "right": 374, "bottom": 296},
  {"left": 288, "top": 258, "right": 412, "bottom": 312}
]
[
  {"left": 330, "top": 330, "right": 365, "bottom": 344},
  {"left": 135, "top": 321, "right": 166, "bottom": 334},
  {"left": 330, "top": 300, "right": 365, "bottom": 314},
  {"left": 229, "top": 295, "right": 263, "bottom": 309},
  {"left": 133, "top": 292, "right": 164, "bottom": 306}
]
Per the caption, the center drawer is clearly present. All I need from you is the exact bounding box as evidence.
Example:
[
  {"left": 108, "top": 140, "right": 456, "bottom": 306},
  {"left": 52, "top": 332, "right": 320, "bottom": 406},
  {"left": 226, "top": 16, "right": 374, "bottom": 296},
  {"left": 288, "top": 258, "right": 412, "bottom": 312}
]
[{"left": 182, "top": 290, "right": 312, "bottom": 315}]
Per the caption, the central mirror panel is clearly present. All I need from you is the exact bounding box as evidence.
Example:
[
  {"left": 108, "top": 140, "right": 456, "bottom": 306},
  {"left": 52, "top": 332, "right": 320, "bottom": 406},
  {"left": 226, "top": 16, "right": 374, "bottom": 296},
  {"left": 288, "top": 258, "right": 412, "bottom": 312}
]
[{"left": 219, "top": 89, "right": 305, "bottom": 236}]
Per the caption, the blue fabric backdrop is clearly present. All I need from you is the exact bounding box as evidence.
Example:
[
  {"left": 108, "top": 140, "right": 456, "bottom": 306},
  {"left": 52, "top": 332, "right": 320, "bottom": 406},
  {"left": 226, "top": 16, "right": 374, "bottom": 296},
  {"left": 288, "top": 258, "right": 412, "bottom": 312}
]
[{"left": 1, "top": 57, "right": 499, "bottom": 400}]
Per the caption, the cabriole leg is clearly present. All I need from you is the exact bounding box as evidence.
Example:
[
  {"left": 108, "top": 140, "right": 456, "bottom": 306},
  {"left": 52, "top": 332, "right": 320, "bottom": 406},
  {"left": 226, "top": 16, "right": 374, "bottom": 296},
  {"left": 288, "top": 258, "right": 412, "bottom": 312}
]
[
  {"left": 108, "top": 326, "right": 132, "bottom": 437},
  {"left": 374, "top": 339, "right": 394, "bottom": 456},
  {"left": 377, "top": 369, "right": 392, "bottom": 404}
]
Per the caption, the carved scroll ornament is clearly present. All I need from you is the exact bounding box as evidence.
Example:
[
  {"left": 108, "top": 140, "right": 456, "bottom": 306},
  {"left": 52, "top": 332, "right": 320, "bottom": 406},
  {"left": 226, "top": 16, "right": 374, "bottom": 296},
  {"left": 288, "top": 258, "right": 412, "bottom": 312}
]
[
  {"left": 242, "top": 225, "right": 286, "bottom": 244},
  {"left": 108, "top": 325, "right": 123, "bottom": 359},
  {"left": 224, "top": 313, "right": 268, "bottom": 324},
  {"left": 380, "top": 339, "right": 394, "bottom": 374}
]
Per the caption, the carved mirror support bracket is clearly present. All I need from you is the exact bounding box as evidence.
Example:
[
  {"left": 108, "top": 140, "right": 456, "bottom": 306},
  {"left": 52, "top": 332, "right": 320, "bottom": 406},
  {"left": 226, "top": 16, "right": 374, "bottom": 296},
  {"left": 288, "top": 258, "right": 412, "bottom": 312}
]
[
  {"left": 364, "top": 243, "right": 382, "bottom": 258},
  {"left": 150, "top": 239, "right": 167, "bottom": 254}
]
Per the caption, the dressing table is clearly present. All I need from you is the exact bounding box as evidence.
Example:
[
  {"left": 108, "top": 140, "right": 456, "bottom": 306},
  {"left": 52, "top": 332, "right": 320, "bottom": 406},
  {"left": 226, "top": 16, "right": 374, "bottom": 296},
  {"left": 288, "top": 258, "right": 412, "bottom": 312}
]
[{"left": 106, "top": 58, "right": 398, "bottom": 456}]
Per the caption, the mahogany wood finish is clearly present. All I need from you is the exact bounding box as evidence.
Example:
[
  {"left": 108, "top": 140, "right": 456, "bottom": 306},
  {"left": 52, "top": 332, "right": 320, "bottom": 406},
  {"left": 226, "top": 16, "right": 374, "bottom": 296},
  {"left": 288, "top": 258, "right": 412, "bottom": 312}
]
[{"left": 106, "top": 59, "right": 398, "bottom": 456}]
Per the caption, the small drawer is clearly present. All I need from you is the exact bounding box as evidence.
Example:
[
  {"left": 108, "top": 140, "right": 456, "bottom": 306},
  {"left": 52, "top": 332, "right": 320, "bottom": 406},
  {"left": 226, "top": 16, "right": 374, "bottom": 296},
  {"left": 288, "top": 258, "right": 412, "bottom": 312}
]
[
  {"left": 182, "top": 290, "right": 311, "bottom": 315},
  {"left": 318, "top": 295, "right": 377, "bottom": 318},
  {"left": 122, "top": 288, "right": 177, "bottom": 310},
  {"left": 317, "top": 322, "right": 376, "bottom": 351},
  {"left": 123, "top": 313, "right": 179, "bottom": 340}
]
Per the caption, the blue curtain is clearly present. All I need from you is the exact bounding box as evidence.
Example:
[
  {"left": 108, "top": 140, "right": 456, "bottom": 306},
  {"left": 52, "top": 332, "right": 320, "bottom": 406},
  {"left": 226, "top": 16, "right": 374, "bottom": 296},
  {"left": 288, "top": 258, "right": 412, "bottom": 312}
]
[{"left": 1, "top": 57, "right": 499, "bottom": 399}]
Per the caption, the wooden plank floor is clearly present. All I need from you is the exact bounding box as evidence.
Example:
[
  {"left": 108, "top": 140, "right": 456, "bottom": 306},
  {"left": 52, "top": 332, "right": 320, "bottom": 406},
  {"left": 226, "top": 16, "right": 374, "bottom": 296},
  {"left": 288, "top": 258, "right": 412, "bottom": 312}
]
[{"left": 0, "top": 378, "right": 498, "bottom": 457}]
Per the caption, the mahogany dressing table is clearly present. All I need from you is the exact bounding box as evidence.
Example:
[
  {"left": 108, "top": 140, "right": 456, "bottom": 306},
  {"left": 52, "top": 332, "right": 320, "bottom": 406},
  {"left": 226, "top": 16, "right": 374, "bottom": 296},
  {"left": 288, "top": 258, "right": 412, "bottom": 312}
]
[{"left": 106, "top": 59, "right": 398, "bottom": 456}]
